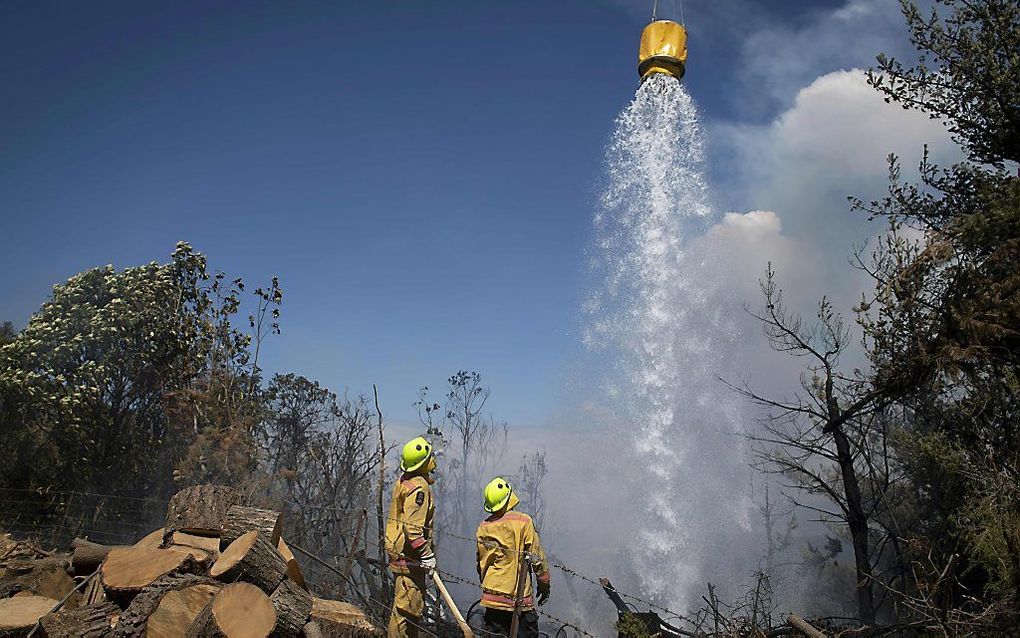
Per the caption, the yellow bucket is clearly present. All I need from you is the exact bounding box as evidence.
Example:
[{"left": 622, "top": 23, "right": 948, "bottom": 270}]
[{"left": 638, "top": 20, "right": 687, "bottom": 81}]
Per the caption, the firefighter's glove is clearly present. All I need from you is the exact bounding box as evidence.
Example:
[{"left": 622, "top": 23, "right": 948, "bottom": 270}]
[
  {"left": 537, "top": 578, "right": 551, "bottom": 606},
  {"left": 418, "top": 550, "right": 437, "bottom": 573}
]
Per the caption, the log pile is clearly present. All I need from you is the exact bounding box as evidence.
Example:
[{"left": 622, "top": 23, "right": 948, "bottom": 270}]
[{"left": 0, "top": 486, "right": 381, "bottom": 637}]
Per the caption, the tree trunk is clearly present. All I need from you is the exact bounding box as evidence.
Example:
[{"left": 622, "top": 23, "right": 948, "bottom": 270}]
[
  {"left": 220, "top": 506, "right": 283, "bottom": 549},
  {"left": 372, "top": 385, "right": 388, "bottom": 606},
  {"left": 210, "top": 532, "right": 287, "bottom": 594},
  {"left": 310, "top": 598, "right": 382, "bottom": 638},
  {"left": 186, "top": 582, "right": 277, "bottom": 638},
  {"left": 165, "top": 485, "right": 242, "bottom": 536},
  {"left": 101, "top": 547, "right": 198, "bottom": 600},
  {"left": 0, "top": 595, "right": 58, "bottom": 637},
  {"left": 40, "top": 601, "right": 118, "bottom": 638},
  {"left": 114, "top": 572, "right": 221, "bottom": 638},
  {"left": 270, "top": 578, "right": 312, "bottom": 637},
  {"left": 832, "top": 427, "right": 876, "bottom": 624}
]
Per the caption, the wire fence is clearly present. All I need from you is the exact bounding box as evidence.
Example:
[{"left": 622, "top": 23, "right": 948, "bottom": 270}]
[{"left": 0, "top": 488, "right": 166, "bottom": 549}]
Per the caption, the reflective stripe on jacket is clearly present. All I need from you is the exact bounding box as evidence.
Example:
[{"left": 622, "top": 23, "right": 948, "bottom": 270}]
[
  {"left": 475, "top": 509, "right": 549, "bottom": 611},
  {"left": 385, "top": 474, "right": 434, "bottom": 574}
]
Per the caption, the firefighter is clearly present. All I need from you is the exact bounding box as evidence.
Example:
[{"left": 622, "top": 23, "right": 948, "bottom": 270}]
[
  {"left": 475, "top": 477, "right": 550, "bottom": 638},
  {"left": 385, "top": 436, "right": 437, "bottom": 638}
]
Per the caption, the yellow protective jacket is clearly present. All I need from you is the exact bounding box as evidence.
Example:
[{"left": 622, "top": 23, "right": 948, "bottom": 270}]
[
  {"left": 476, "top": 508, "right": 549, "bottom": 611},
  {"left": 385, "top": 473, "right": 435, "bottom": 575}
]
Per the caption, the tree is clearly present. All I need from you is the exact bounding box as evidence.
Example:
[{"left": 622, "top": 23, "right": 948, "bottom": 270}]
[
  {"left": 258, "top": 374, "right": 379, "bottom": 575},
  {"left": 0, "top": 242, "right": 281, "bottom": 501},
  {"left": 849, "top": 0, "right": 1020, "bottom": 628},
  {"left": 870, "top": 0, "right": 1020, "bottom": 167},
  {"left": 416, "top": 372, "right": 507, "bottom": 535},
  {"left": 0, "top": 322, "right": 15, "bottom": 347},
  {"left": 514, "top": 451, "right": 548, "bottom": 530},
  {"left": 736, "top": 266, "right": 895, "bottom": 624}
]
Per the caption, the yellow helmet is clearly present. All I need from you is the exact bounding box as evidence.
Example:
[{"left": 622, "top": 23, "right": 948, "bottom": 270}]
[
  {"left": 400, "top": 436, "right": 433, "bottom": 473},
  {"left": 483, "top": 477, "right": 513, "bottom": 513}
]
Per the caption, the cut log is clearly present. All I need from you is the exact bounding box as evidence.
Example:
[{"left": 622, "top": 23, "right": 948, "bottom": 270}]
[
  {"left": 277, "top": 538, "right": 307, "bottom": 590},
  {"left": 270, "top": 578, "right": 312, "bottom": 637},
  {"left": 172, "top": 532, "right": 222, "bottom": 555},
  {"left": 148, "top": 583, "right": 222, "bottom": 638},
  {"left": 81, "top": 572, "right": 107, "bottom": 605},
  {"left": 300, "top": 621, "right": 324, "bottom": 638},
  {"left": 113, "top": 573, "right": 221, "bottom": 638},
  {"left": 209, "top": 532, "right": 286, "bottom": 594},
  {"left": 169, "top": 545, "right": 212, "bottom": 565},
  {"left": 40, "top": 601, "right": 119, "bottom": 638},
  {"left": 186, "top": 582, "right": 277, "bottom": 638},
  {"left": 165, "top": 485, "right": 242, "bottom": 536},
  {"left": 786, "top": 614, "right": 827, "bottom": 638},
  {"left": 101, "top": 547, "right": 197, "bottom": 598},
  {"left": 71, "top": 537, "right": 128, "bottom": 576},
  {"left": 310, "top": 598, "right": 382, "bottom": 638},
  {"left": 220, "top": 506, "right": 283, "bottom": 549},
  {"left": 0, "top": 556, "right": 79, "bottom": 606},
  {"left": 0, "top": 595, "right": 58, "bottom": 637},
  {"left": 134, "top": 529, "right": 166, "bottom": 549}
]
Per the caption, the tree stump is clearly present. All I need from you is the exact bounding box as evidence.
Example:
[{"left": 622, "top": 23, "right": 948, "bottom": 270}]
[
  {"left": 210, "top": 532, "right": 287, "bottom": 594},
  {"left": 220, "top": 506, "right": 283, "bottom": 549},
  {"left": 101, "top": 547, "right": 197, "bottom": 599},
  {"left": 40, "top": 601, "right": 119, "bottom": 638},
  {"left": 165, "top": 485, "right": 242, "bottom": 535},
  {"left": 270, "top": 578, "right": 312, "bottom": 637},
  {"left": 277, "top": 538, "right": 306, "bottom": 590},
  {"left": 113, "top": 572, "right": 221, "bottom": 638},
  {"left": 310, "top": 598, "right": 382, "bottom": 638},
  {"left": 0, "top": 595, "right": 58, "bottom": 637},
  {"left": 186, "top": 582, "right": 277, "bottom": 638},
  {"left": 70, "top": 537, "right": 128, "bottom": 576}
]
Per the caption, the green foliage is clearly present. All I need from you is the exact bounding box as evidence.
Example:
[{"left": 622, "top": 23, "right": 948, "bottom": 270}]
[
  {"left": 846, "top": 0, "right": 1020, "bottom": 628},
  {"left": 869, "top": 0, "right": 1020, "bottom": 166},
  {"left": 615, "top": 612, "right": 653, "bottom": 638},
  {"left": 0, "top": 242, "right": 282, "bottom": 500}
]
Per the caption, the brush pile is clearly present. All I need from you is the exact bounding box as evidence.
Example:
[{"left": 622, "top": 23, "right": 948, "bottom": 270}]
[{"left": 0, "top": 484, "right": 380, "bottom": 637}]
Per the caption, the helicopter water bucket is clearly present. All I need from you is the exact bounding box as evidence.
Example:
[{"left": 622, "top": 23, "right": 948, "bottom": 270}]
[{"left": 638, "top": 19, "right": 687, "bottom": 81}]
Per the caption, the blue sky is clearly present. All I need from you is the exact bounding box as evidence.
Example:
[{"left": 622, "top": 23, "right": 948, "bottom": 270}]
[{"left": 1, "top": 0, "right": 948, "bottom": 427}]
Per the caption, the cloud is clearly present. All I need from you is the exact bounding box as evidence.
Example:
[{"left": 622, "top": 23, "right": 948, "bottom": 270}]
[
  {"left": 711, "top": 67, "right": 959, "bottom": 316},
  {"left": 736, "top": 0, "right": 924, "bottom": 115}
]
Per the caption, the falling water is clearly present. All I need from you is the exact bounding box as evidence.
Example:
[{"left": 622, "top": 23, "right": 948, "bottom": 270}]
[{"left": 584, "top": 73, "right": 754, "bottom": 606}]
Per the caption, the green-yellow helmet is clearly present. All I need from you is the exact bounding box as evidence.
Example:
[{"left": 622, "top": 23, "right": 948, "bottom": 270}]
[
  {"left": 400, "top": 436, "right": 433, "bottom": 473},
  {"left": 483, "top": 477, "right": 513, "bottom": 513}
]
